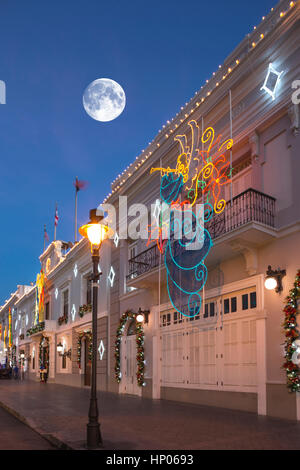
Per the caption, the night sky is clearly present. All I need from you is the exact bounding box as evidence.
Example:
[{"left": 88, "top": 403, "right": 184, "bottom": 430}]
[{"left": 0, "top": 0, "right": 276, "bottom": 303}]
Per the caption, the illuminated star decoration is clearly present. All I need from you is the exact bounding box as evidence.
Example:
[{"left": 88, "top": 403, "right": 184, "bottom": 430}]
[
  {"left": 55, "top": 288, "right": 58, "bottom": 300},
  {"left": 260, "top": 63, "right": 283, "bottom": 101},
  {"left": 73, "top": 264, "right": 78, "bottom": 278},
  {"left": 71, "top": 304, "right": 76, "bottom": 322},
  {"left": 108, "top": 267, "right": 115, "bottom": 287},
  {"left": 114, "top": 232, "right": 119, "bottom": 247},
  {"left": 98, "top": 340, "right": 105, "bottom": 360}
]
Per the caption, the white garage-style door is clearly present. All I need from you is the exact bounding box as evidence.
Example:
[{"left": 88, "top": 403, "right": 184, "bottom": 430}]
[{"left": 160, "top": 285, "right": 259, "bottom": 394}]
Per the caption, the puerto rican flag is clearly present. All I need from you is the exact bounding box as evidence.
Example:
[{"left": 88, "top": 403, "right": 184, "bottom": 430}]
[
  {"left": 54, "top": 206, "right": 59, "bottom": 227},
  {"left": 44, "top": 225, "right": 49, "bottom": 241}
]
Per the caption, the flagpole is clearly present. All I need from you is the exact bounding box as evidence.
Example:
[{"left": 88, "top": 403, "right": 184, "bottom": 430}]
[
  {"left": 75, "top": 177, "right": 78, "bottom": 243},
  {"left": 54, "top": 202, "right": 57, "bottom": 242}
]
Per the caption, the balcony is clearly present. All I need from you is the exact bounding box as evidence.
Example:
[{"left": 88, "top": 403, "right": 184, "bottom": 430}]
[{"left": 127, "top": 188, "right": 276, "bottom": 286}]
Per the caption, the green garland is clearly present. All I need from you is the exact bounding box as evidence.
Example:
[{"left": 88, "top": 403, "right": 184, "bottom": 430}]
[
  {"left": 79, "top": 304, "right": 92, "bottom": 318},
  {"left": 77, "top": 331, "right": 92, "bottom": 368},
  {"left": 57, "top": 313, "right": 68, "bottom": 326},
  {"left": 26, "top": 321, "right": 45, "bottom": 337},
  {"left": 114, "top": 310, "right": 145, "bottom": 387},
  {"left": 39, "top": 336, "right": 49, "bottom": 371},
  {"left": 283, "top": 269, "right": 300, "bottom": 392},
  {"left": 8, "top": 345, "right": 17, "bottom": 367}
]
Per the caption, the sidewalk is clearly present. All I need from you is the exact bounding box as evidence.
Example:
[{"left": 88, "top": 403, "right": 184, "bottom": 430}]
[{"left": 1, "top": 380, "right": 300, "bottom": 449}]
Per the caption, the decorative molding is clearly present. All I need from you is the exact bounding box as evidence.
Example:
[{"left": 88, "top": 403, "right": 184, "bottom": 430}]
[{"left": 230, "top": 240, "right": 258, "bottom": 276}]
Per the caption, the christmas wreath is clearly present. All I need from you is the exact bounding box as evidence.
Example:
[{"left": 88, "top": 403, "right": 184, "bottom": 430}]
[
  {"left": 283, "top": 269, "right": 300, "bottom": 392},
  {"left": 114, "top": 310, "right": 145, "bottom": 387},
  {"left": 77, "top": 331, "right": 92, "bottom": 368}
]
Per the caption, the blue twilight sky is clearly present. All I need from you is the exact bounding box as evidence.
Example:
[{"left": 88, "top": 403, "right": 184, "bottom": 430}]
[{"left": 0, "top": 0, "right": 276, "bottom": 304}]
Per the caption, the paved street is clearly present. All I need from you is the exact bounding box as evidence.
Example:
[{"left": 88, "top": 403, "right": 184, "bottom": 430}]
[
  {"left": 1, "top": 380, "right": 300, "bottom": 449},
  {"left": 0, "top": 405, "right": 54, "bottom": 450}
]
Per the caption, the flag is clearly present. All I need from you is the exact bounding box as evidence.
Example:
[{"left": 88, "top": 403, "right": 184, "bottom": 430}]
[
  {"left": 74, "top": 177, "right": 88, "bottom": 192},
  {"left": 54, "top": 205, "right": 59, "bottom": 227},
  {"left": 44, "top": 225, "right": 49, "bottom": 241}
]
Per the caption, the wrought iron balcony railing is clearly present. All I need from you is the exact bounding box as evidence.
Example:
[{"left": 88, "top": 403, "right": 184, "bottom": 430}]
[{"left": 127, "top": 188, "right": 275, "bottom": 280}]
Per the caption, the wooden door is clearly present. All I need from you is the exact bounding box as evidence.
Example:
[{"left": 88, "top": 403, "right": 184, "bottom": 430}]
[{"left": 124, "top": 336, "right": 140, "bottom": 395}]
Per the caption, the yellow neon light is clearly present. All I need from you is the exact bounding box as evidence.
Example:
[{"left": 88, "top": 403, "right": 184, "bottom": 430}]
[{"left": 150, "top": 120, "right": 233, "bottom": 213}]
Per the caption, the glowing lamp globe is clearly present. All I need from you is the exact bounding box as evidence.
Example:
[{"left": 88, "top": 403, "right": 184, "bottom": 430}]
[
  {"left": 136, "top": 313, "right": 145, "bottom": 323},
  {"left": 79, "top": 209, "right": 109, "bottom": 249},
  {"left": 57, "top": 342, "right": 64, "bottom": 354},
  {"left": 264, "top": 276, "right": 277, "bottom": 290}
]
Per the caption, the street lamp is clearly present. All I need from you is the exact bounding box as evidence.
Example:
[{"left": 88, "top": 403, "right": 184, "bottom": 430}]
[{"left": 79, "top": 208, "right": 109, "bottom": 449}]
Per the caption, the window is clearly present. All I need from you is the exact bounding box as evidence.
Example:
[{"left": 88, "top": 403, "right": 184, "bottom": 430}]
[
  {"left": 86, "top": 277, "right": 92, "bottom": 305},
  {"left": 174, "top": 311, "right": 183, "bottom": 324},
  {"left": 242, "top": 294, "right": 248, "bottom": 310},
  {"left": 224, "top": 299, "right": 230, "bottom": 314},
  {"left": 250, "top": 292, "right": 257, "bottom": 309},
  {"left": 161, "top": 313, "right": 172, "bottom": 327},
  {"left": 63, "top": 290, "right": 69, "bottom": 316},
  {"left": 62, "top": 354, "right": 66, "bottom": 369},
  {"left": 209, "top": 302, "right": 215, "bottom": 317},
  {"left": 204, "top": 304, "right": 209, "bottom": 318},
  {"left": 231, "top": 297, "right": 237, "bottom": 313},
  {"left": 45, "top": 302, "right": 50, "bottom": 320}
]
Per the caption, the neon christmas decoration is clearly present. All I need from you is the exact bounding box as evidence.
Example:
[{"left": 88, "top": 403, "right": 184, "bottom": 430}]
[
  {"left": 71, "top": 304, "right": 76, "bottom": 322},
  {"left": 261, "top": 63, "right": 283, "bottom": 100},
  {"left": 98, "top": 340, "right": 105, "bottom": 360},
  {"left": 73, "top": 264, "right": 78, "bottom": 278},
  {"left": 8, "top": 308, "right": 12, "bottom": 348},
  {"left": 114, "top": 232, "right": 119, "bottom": 247},
  {"left": 108, "top": 266, "right": 115, "bottom": 287},
  {"left": 148, "top": 121, "right": 232, "bottom": 317},
  {"left": 151, "top": 121, "right": 232, "bottom": 214},
  {"left": 35, "top": 270, "right": 46, "bottom": 324}
]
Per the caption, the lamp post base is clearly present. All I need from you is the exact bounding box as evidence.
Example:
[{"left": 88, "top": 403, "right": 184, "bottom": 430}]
[{"left": 87, "top": 422, "right": 102, "bottom": 449}]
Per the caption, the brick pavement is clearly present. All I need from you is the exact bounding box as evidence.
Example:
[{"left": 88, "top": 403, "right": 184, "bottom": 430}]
[{"left": 0, "top": 380, "right": 300, "bottom": 450}]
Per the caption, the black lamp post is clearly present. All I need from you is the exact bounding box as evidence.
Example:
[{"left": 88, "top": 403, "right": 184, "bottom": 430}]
[{"left": 79, "top": 208, "right": 109, "bottom": 449}]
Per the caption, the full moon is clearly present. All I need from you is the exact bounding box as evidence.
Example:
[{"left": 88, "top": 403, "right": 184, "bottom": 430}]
[{"left": 83, "top": 78, "right": 126, "bottom": 122}]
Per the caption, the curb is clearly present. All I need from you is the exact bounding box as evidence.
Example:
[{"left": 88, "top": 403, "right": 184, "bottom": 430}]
[{"left": 0, "top": 400, "right": 74, "bottom": 450}]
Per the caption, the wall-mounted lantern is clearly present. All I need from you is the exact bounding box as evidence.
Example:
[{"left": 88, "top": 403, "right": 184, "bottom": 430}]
[
  {"left": 136, "top": 308, "right": 150, "bottom": 324},
  {"left": 264, "top": 265, "right": 286, "bottom": 293}
]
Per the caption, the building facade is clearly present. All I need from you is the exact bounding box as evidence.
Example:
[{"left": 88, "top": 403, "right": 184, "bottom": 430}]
[{"left": 0, "top": 0, "right": 300, "bottom": 421}]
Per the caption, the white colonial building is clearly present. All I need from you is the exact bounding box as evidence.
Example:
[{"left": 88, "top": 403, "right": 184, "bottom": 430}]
[{"left": 0, "top": 0, "right": 300, "bottom": 422}]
